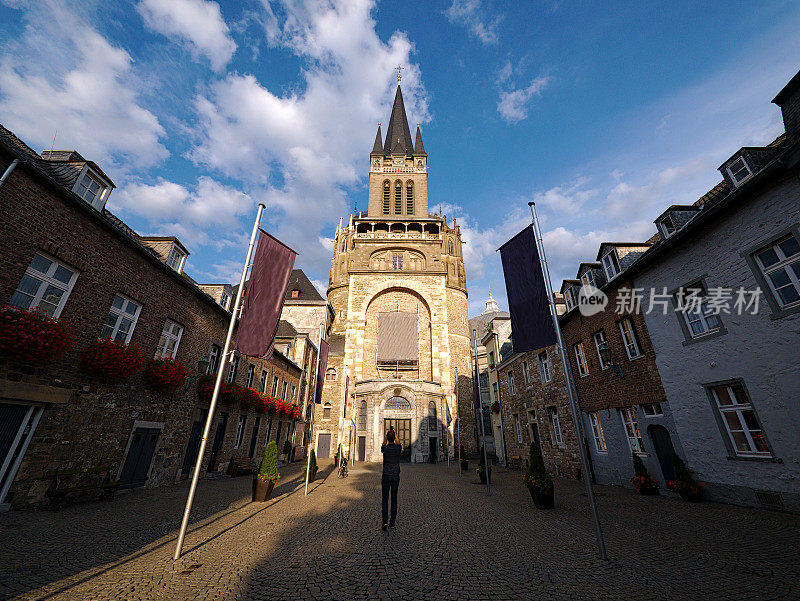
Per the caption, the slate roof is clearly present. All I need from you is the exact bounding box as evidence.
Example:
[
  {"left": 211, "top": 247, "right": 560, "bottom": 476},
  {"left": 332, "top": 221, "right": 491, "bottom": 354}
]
[
  {"left": 383, "top": 86, "right": 414, "bottom": 155},
  {"left": 468, "top": 310, "right": 510, "bottom": 340},
  {"left": 371, "top": 125, "right": 383, "bottom": 155},
  {"left": 414, "top": 125, "right": 426, "bottom": 155},
  {"left": 284, "top": 269, "right": 324, "bottom": 302},
  {"left": 275, "top": 319, "right": 299, "bottom": 338}
]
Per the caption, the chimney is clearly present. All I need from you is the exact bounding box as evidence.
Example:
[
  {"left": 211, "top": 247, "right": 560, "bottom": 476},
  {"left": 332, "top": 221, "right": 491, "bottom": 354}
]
[{"left": 773, "top": 70, "right": 800, "bottom": 143}]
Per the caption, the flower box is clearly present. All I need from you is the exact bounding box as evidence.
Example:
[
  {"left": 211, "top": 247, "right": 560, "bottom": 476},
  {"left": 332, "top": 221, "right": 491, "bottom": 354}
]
[
  {"left": 0, "top": 305, "right": 74, "bottom": 364},
  {"left": 79, "top": 340, "right": 144, "bottom": 380},
  {"left": 145, "top": 358, "right": 189, "bottom": 391}
]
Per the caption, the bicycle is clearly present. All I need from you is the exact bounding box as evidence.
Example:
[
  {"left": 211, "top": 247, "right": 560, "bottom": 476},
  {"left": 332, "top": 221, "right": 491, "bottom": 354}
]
[{"left": 337, "top": 456, "right": 348, "bottom": 478}]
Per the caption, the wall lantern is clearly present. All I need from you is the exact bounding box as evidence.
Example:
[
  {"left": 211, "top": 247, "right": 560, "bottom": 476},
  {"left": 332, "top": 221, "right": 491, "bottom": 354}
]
[{"left": 598, "top": 342, "right": 624, "bottom": 379}]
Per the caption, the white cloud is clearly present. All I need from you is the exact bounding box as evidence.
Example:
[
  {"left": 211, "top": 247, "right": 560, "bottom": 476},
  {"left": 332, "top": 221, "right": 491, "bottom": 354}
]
[
  {"left": 445, "top": 0, "right": 501, "bottom": 45},
  {"left": 532, "top": 178, "right": 596, "bottom": 214},
  {"left": 497, "top": 76, "right": 550, "bottom": 123},
  {"left": 137, "top": 0, "right": 237, "bottom": 72},
  {"left": 0, "top": 1, "right": 167, "bottom": 169}
]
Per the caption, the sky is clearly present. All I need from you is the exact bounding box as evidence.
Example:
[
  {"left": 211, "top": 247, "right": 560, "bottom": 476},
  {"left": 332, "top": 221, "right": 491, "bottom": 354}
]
[{"left": 1, "top": 0, "right": 798, "bottom": 317}]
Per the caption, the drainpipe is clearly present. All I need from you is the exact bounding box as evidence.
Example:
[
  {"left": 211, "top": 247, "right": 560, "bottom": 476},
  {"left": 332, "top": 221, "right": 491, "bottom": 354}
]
[{"left": 0, "top": 159, "right": 19, "bottom": 191}]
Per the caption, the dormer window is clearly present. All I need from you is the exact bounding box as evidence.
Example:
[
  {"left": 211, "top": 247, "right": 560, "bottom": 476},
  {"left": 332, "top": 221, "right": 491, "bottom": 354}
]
[
  {"left": 291, "top": 289, "right": 300, "bottom": 299},
  {"left": 726, "top": 156, "right": 753, "bottom": 187},
  {"left": 220, "top": 291, "right": 231, "bottom": 309},
  {"left": 74, "top": 168, "right": 110, "bottom": 210},
  {"left": 565, "top": 287, "right": 578, "bottom": 310},
  {"left": 581, "top": 270, "right": 596, "bottom": 291},
  {"left": 659, "top": 214, "right": 677, "bottom": 238},
  {"left": 601, "top": 250, "right": 621, "bottom": 281},
  {"left": 166, "top": 244, "right": 187, "bottom": 273}
]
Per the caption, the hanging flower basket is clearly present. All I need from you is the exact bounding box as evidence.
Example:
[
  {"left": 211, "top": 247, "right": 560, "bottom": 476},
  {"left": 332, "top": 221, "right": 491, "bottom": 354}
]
[
  {"left": 197, "top": 374, "right": 215, "bottom": 403},
  {"left": 219, "top": 381, "right": 245, "bottom": 406},
  {"left": 292, "top": 405, "right": 301, "bottom": 419},
  {"left": 0, "top": 305, "right": 74, "bottom": 364},
  {"left": 240, "top": 388, "right": 262, "bottom": 412},
  {"left": 145, "top": 358, "right": 189, "bottom": 392},
  {"left": 491, "top": 401, "right": 501, "bottom": 414},
  {"left": 259, "top": 393, "right": 276, "bottom": 414},
  {"left": 79, "top": 340, "right": 144, "bottom": 380}
]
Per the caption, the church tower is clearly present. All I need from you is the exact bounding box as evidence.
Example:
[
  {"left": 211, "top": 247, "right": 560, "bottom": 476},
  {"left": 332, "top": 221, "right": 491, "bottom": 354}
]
[{"left": 314, "top": 83, "right": 473, "bottom": 463}]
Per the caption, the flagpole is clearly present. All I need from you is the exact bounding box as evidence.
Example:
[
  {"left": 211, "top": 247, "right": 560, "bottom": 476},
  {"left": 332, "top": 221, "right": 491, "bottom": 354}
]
[
  {"left": 473, "top": 329, "right": 490, "bottom": 496},
  {"left": 174, "top": 203, "right": 265, "bottom": 561},
  {"left": 528, "top": 201, "right": 607, "bottom": 561},
  {"left": 305, "top": 322, "right": 324, "bottom": 496},
  {"left": 456, "top": 367, "right": 461, "bottom": 476}
]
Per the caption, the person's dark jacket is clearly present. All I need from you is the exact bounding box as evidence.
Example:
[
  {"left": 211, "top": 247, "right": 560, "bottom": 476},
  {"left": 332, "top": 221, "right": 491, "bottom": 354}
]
[{"left": 381, "top": 443, "right": 402, "bottom": 477}]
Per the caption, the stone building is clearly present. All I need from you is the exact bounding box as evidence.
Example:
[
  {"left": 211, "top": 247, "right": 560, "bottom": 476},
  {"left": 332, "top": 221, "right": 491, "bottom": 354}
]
[
  {"left": 0, "top": 124, "right": 304, "bottom": 508},
  {"left": 316, "top": 84, "right": 472, "bottom": 463}
]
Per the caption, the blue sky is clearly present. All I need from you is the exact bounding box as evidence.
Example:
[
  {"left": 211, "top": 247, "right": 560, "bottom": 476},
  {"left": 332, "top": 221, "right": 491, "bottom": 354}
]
[{"left": 1, "top": 0, "right": 798, "bottom": 317}]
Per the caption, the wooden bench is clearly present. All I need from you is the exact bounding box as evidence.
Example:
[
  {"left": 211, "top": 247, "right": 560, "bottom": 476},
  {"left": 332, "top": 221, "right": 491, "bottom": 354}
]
[
  {"left": 227, "top": 455, "right": 254, "bottom": 477},
  {"left": 45, "top": 466, "right": 120, "bottom": 510},
  {"left": 507, "top": 455, "right": 522, "bottom": 471}
]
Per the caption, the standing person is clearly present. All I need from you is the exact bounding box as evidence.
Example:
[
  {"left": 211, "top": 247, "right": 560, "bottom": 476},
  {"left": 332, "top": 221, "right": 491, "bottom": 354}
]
[{"left": 381, "top": 429, "right": 402, "bottom": 530}]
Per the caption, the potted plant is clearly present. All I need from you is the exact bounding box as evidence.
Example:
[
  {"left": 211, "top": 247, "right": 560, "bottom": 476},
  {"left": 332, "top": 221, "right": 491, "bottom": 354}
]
[
  {"left": 0, "top": 305, "right": 74, "bottom": 364},
  {"left": 630, "top": 454, "right": 659, "bottom": 495},
  {"left": 477, "top": 450, "right": 491, "bottom": 484},
  {"left": 79, "top": 339, "right": 144, "bottom": 380},
  {"left": 459, "top": 445, "right": 469, "bottom": 471},
  {"left": 282, "top": 439, "right": 293, "bottom": 463},
  {"left": 307, "top": 448, "right": 318, "bottom": 482},
  {"left": 667, "top": 454, "right": 705, "bottom": 502},
  {"left": 522, "top": 442, "right": 554, "bottom": 509},
  {"left": 144, "top": 358, "right": 189, "bottom": 392},
  {"left": 334, "top": 444, "right": 342, "bottom": 467},
  {"left": 253, "top": 440, "right": 279, "bottom": 502}
]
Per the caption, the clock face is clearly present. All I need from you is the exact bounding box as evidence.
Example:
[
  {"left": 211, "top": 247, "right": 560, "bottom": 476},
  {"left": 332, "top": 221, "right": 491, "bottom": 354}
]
[{"left": 393, "top": 156, "right": 404, "bottom": 166}]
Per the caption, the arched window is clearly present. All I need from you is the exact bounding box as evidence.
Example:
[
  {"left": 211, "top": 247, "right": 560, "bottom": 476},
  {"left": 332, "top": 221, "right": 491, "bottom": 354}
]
[
  {"left": 326, "top": 367, "right": 336, "bottom": 381},
  {"left": 385, "top": 396, "right": 411, "bottom": 410},
  {"left": 406, "top": 181, "right": 414, "bottom": 214},
  {"left": 383, "top": 181, "right": 390, "bottom": 214},
  {"left": 428, "top": 401, "right": 437, "bottom": 431},
  {"left": 340, "top": 237, "right": 346, "bottom": 252},
  {"left": 448, "top": 240, "right": 454, "bottom": 255},
  {"left": 323, "top": 403, "right": 331, "bottom": 419},
  {"left": 394, "top": 181, "right": 402, "bottom": 214},
  {"left": 359, "top": 400, "right": 367, "bottom": 430}
]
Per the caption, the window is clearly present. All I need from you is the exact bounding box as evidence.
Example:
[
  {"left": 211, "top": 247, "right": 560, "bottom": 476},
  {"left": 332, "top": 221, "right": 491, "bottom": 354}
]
[
  {"left": 618, "top": 317, "right": 642, "bottom": 359},
  {"left": 601, "top": 249, "right": 621, "bottom": 281},
  {"left": 290, "top": 385, "right": 296, "bottom": 401},
  {"left": 406, "top": 182, "right": 413, "bottom": 214},
  {"left": 514, "top": 414, "right": 522, "bottom": 443},
  {"left": 726, "top": 156, "right": 753, "bottom": 186},
  {"left": 383, "top": 181, "right": 390, "bottom": 214},
  {"left": 264, "top": 419, "right": 273, "bottom": 445},
  {"left": 166, "top": 245, "right": 186, "bottom": 273},
  {"left": 659, "top": 214, "right": 677, "bottom": 238},
  {"left": 323, "top": 403, "right": 331, "bottom": 419},
  {"left": 10, "top": 253, "right": 78, "bottom": 317},
  {"left": 290, "top": 289, "right": 300, "bottom": 299},
  {"left": 208, "top": 343, "right": 222, "bottom": 375},
  {"left": 709, "top": 382, "right": 770, "bottom": 457},
  {"left": 538, "top": 351, "right": 552, "bottom": 384},
  {"left": 154, "top": 320, "right": 183, "bottom": 359},
  {"left": 448, "top": 240, "right": 454, "bottom": 255},
  {"left": 677, "top": 284, "right": 722, "bottom": 338},
  {"left": 341, "top": 237, "right": 346, "bottom": 252},
  {"left": 522, "top": 361, "right": 530, "bottom": 384},
  {"left": 507, "top": 371, "right": 515, "bottom": 396},
  {"left": 260, "top": 369, "right": 268, "bottom": 393},
  {"left": 574, "top": 342, "right": 588, "bottom": 377},
  {"left": 428, "top": 401, "right": 437, "bottom": 430},
  {"left": 394, "top": 181, "right": 402, "bottom": 214},
  {"left": 620, "top": 407, "right": 644, "bottom": 454},
  {"left": 226, "top": 353, "right": 240, "bottom": 383},
  {"left": 589, "top": 413, "right": 607, "bottom": 452},
  {"left": 245, "top": 364, "right": 255, "bottom": 388},
  {"left": 641, "top": 402, "right": 663, "bottom": 417},
  {"left": 326, "top": 368, "right": 336, "bottom": 381},
  {"left": 593, "top": 331, "right": 609, "bottom": 369},
  {"left": 548, "top": 407, "right": 562, "bottom": 445},
  {"left": 488, "top": 351, "right": 495, "bottom": 366},
  {"left": 359, "top": 400, "right": 367, "bottom": 430},
  {"left": 392, "top": 253, "right": 404, "bottom": 270},
  {"left": 234, "top": 415, "right": 247, "bottom": 449},
  {"left": 565, "top": 287, "right": 578, "bottom": 311},
  {"left": 282, "top": 381, "right": 288, "bottom": 400},
  {"left": 101, "top": 294, "right": 141, "bottom": 343},
  {"left": 271, "top": 376, "right": 279, "bottom": 396},
  {"left": 753, "top": 234, "right": 800, "bottom": 308},
  {"left": 74, "top": 169, "right": 108, "bottom": 208},
  {"left": 492, "top": 382, "right": 498, "bottom": 402},
  {"left": 581, "top": 270, "right": 596, "bottom": 291},
  {"left": 220, "top": 292, "right": 231, "bottom": 310}
]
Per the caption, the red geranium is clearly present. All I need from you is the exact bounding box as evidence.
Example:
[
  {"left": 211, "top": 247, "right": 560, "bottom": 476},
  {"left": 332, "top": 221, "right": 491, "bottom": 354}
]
[
  {"left": 80, "top": 339, "right": 144, "bottom": 379},
  {"left": 240, "top": 388, "right": 262, "bottom": 412},
  {"left": 145, "top": 358, "right": 189, "bottom": 391},
  {"left": 197, "top": 374, "right": 215, "bottom": 402},
  {"left": 219, "top": 381, "right": 246, "bottom": 406},
  {"left": 0, "top": 305, "right": 74, "bottom": 364},
  {"left": 260, "top": 394, "right": 276, "bottom": 413},
  {"left": 292, "top": 405, "right": 301, "bottom": 419}
]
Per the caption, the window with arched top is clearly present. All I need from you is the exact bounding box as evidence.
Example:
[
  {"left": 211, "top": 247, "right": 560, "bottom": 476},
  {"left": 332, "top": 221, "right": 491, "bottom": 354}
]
[
  {"left": 385, "top": 396, "right": 411, "bottom": 410},
  {"left": 406, "top": 181, "right": 414, "bottom": 214},
  {"left": 448, "top": 240, "right": 454, "bottom": 255},
  {"left": 428, "top": 401, "right": 437, "bottom": 431},
  {"left": 323, "top": 403, "right": 331, "bottom": 419},
  {"left": 340, "top": 237, "right": 346, "bottom": 252},
  {"left": 326, "top": 367, "right": 336, "bottom": 381},
  {"left": 383, "top": 181, "right": 390, "bottom": 214},
  {"left": 394, "top": 181, "right": 402, "bottom": 214},
  {"left": 359, "top": 400, "right": 367, "bottom": 430}
]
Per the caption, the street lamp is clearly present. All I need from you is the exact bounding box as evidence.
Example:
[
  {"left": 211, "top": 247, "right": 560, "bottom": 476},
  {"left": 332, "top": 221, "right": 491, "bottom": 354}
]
[{"left": 598, "top": 342, "right": 623, "bottom": 379}]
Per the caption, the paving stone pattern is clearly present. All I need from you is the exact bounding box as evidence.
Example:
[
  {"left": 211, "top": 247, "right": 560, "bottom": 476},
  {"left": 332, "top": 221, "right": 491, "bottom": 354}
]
[{"left": 1, "top": 462, "right": 799, "bottom": 600}]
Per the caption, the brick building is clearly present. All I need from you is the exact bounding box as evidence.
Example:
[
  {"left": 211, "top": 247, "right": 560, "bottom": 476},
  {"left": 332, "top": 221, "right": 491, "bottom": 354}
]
[{"left": 0, "top": 124, "right": 304, "bottom": 509}]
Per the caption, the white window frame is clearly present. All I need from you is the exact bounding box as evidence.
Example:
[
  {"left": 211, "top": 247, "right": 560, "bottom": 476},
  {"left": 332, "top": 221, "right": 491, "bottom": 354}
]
[
  {"left": 620, "top": 407, "right": 644, "bottom": 454},
  {"left": 548, "top": 406, "right": 563, "bottom": 445},
  {"left": 659, "top": 214, "right": 677, "bottom": 238},
  {"left": 581, "top": 270, "right": 596, "bottom": 291},
  {"left": 207, "top": 343, "right": 221, "bottom": 375},
  {"left": 538, "top": 351, "right": 552, "bottom": 384},
  {"left": 234, "top": 415, "right": 247, "bottom": 449},
  {"left": 589, "top": 412, "right": 607, "bottom": 452},
  {"left": 102, "top": 293, "right": 142, "bottom": 343},
  {"left": 72, "top": 166, "right": 111, "bottom": 210},
  {"left": 753, "top": 234, "right": 800, "bottom": 309},
  {"left": 514, "top": 414, "right": 522, "bottom": 443},
  {"left": 640, "top": 402, "right": 664, "bottom": 417},
  {"left": 601, "top": 249, "right": 621, "bottom": 281},
  {"left": 10, "top": 253, "right": 78, "bottom": 318},
  {"left": 226, "top": 353, "right": 240, "bottom": 384},
  {"left": 290, "top": 385, "right": 296, "bottom": 401},
  {"left": 710, "top": 383, "right": 771, "bottom": 457},
  {"left": 593, "top": 331, "right": 609, "bottom": 369},
  {"left": 154, "top": 319, "right": 183, "bottom": 359},
  {"left": 245, "top": 363, "right": 255, "bottom": 388},
  {"left": 507, "top": 371, "right": 515, "bottom": 396},
  {"left": 165, "top": 244, "right": 187, "bottom": 273},
  {"left": 574, "top": 342, "right": 589, "bottom": 377},
  {"left": 526, "top": 410, "right": 537, "bottom": 441},
  {"left": 522, "top": 361, "right": 530, "bottom": 384},
  {"left": 618, "top": 317, "right": 642, "bottom": 359},
  {"left": 220, "top": 291, "right": 232, "bottom": 310},
  {"left": 726, "top": 156, "right": 753, "bottom": 187},
  {"left": 260, "top": 369, "right": 268, "bottom": 393},
  {"left": 565, "top": 286, "right": 578, "bottom": 311},
  {"left": 271, "top": 376, "right": 279, "bottom": 396}
]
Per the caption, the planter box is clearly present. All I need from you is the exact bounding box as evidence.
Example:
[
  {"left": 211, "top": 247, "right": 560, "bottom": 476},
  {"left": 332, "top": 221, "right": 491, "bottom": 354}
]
[
  {"left": 252, "top": 477, "right": 275, "bottom": 502},
  {"left": 527, "top": 486, "right": 554, "bottom": 509}
]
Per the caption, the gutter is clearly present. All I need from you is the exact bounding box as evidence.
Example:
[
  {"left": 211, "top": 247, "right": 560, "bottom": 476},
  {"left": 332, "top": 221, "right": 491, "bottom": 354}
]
[{"left": 0, "top": 158, "right": 19, "bottom": 190}]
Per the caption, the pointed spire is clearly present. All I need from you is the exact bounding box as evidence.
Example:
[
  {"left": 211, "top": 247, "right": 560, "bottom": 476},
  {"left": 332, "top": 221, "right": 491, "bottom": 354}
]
[
  {"left": 414, "top": 123, "right": 426, "bottom": 155},
  {"left": 383, "top": 85, "right": 414, "bottom": 155},
  {"left": 370, "top": 123, "right": 383, "bottom": 155}
]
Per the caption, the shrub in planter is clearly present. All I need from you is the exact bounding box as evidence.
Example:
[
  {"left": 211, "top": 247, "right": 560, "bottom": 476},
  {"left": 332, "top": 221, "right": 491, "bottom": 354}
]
[
  {"left": 477, "top": 450, "right": 492, "bottom": 484},
  {"left": 145, "top": 358, "right": 189, "bottom": 391},
  {"left": 80, "top": 339, "right": 144, "bottom": 380},
  {"left": 630, "top": 454, "right": 659, "bottom": 495},
  {"left": 253, "top": 441, "right": 279, "bottom": 502},
  {"left": 0, "top": 305, "right": 74, "bottom": 364},
  {"left": 667, "top": 454, "right": 705, "bottom": 502},
  {"left": 307, "top": 448, "right": 318, "bottom": 481},
  {"left": 523, "top": 442, "right": 554, "bottom": 509}
]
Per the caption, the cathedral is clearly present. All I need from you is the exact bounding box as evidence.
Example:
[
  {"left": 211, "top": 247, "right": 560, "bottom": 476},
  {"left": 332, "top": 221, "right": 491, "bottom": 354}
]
[{"left": 312, "top": 83, "right": 473, "bottom": 463}]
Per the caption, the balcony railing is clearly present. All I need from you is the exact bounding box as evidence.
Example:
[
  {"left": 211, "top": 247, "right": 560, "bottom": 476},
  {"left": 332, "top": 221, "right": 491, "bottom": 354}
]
[{"left": 354, "top": 232, "right": 441, "bottom": 240}]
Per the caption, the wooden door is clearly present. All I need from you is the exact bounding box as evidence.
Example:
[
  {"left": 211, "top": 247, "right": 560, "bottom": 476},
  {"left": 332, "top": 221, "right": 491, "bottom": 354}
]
[
  {"left": 120, "top": 428, "right": 160, "bottom": 488},
  {"left": 317, "top": 433, "right": 331, "bottom": 458},
  {"left": 384, "top": 419, "right": 411, "bottom": 461},
  {"left": 358, "top": 436, "right": 366, "bottom": 461}
]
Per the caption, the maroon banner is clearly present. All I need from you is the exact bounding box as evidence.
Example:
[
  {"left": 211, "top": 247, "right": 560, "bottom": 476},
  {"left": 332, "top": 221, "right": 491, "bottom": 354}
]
[
  {"left": 236, "top": 229, "right": 296, "bottom": 358},
  {"left": 314, "top": 339, "right": 329, "bottom": 404}
]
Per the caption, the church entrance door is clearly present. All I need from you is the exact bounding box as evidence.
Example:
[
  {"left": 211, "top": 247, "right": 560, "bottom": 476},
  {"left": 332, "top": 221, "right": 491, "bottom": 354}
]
[{"left": 384, "top": 418, "right": 411, "bottom": 462}]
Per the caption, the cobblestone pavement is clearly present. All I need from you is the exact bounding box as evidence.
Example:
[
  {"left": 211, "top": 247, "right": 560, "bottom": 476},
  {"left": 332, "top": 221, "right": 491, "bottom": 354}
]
[{"left": 2, "top": 461, "right": 800, "bottom": 601}]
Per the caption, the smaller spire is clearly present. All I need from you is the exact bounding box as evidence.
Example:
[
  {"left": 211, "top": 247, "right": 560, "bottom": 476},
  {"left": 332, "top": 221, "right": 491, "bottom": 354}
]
[
  {"left": 414, "top": 123, "right": 426, "bottom": 155},
  {"left": 370, "top": 123, "right": 383, "bottom": 155}
]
